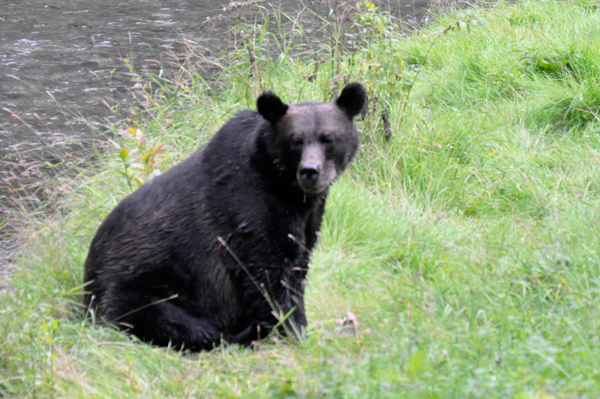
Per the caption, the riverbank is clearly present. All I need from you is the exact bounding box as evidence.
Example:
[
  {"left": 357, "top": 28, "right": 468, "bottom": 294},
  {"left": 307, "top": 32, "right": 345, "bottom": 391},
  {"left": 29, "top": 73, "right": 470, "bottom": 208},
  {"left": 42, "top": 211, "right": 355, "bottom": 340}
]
[{"left": 3, "top": 1, "right": 600, "bottom": 397}]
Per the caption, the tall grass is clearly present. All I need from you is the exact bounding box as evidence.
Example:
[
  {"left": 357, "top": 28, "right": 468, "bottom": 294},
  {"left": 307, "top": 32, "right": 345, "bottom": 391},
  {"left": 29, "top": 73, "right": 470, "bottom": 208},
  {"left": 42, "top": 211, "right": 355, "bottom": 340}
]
[{"left": 3, "top": 1, "right": 600, "bottom": 397}]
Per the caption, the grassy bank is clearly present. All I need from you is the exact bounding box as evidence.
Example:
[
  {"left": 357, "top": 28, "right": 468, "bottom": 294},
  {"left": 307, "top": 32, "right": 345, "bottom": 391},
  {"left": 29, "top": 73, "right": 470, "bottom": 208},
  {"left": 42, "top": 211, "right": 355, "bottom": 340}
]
[{"left": 3, "top": 0, "right": 600, "bottom": 397}]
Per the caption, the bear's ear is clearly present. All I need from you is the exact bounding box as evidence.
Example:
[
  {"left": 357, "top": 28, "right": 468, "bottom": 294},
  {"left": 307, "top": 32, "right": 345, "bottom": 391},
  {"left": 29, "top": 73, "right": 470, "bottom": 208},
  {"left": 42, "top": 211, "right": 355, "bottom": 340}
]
[
  {"left": 335, "top": 82, "right": 367, "bottom": 120},
  {"left": 257, "top": 92, "right": 289, "bottom": 124}
]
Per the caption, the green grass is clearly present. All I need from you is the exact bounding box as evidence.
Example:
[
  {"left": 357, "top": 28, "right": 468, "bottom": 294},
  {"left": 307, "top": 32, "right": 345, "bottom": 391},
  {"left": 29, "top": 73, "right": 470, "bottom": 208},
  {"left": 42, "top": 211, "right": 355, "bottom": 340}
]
[{"left": 3, "top": 0, "right": 600, "bottom": 397}]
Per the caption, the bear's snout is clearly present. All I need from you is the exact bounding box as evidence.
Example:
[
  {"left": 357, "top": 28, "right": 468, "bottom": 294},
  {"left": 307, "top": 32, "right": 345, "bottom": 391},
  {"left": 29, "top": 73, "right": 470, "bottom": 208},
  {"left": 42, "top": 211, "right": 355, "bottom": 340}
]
[
  {"left": 299, "top": 163, "right": 320, "bottom": 182},
  {"left": 297, "top": 161, "right": 323, "bottom": 193},
  {"left": 297, "top": 144, "right": 329, "bottom": 194}
]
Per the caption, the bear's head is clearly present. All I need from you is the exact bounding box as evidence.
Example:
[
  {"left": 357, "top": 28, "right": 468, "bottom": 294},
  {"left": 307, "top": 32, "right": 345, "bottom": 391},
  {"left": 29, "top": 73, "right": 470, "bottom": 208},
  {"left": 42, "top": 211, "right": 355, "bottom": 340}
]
[{"left": 257, "top": 83, "right": 366, "bottom": 195}]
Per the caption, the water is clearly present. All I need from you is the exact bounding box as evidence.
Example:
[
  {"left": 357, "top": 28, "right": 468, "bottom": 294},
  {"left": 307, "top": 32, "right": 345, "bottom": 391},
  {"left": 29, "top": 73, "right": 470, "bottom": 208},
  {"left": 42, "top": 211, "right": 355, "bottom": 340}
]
[{"left": 1, "top": 0, "right": 232, "bottom": 202}]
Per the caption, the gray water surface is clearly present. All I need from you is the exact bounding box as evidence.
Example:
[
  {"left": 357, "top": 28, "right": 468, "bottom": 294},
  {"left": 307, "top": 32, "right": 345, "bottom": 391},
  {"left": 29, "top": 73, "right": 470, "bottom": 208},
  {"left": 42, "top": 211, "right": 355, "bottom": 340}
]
[{"left": 1, "top": 1, "right": 229, "bottom": 187}]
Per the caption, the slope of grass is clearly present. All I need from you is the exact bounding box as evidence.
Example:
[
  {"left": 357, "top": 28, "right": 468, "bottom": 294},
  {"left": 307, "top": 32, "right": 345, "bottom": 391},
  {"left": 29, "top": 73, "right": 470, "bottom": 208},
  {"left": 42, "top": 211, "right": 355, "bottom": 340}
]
[{"left": 3, "top": 1, "right": 600, "bottom": 397}]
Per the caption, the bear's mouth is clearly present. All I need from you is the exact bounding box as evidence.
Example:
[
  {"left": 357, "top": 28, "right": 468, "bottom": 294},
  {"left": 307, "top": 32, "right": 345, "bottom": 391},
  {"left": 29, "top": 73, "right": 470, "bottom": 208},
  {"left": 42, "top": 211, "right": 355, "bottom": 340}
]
[
  {"left": 298, "top": 182, "right": 327, "bottom": 194},
  {"left": 297, "top": 174, "right": 333, "bottom": 195}
]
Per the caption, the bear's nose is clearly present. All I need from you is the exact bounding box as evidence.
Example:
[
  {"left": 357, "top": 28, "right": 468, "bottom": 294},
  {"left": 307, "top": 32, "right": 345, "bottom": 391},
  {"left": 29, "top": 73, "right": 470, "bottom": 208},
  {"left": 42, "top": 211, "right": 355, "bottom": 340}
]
[{"left": 299, "top": 163, "right": 320, "bottom": 182}]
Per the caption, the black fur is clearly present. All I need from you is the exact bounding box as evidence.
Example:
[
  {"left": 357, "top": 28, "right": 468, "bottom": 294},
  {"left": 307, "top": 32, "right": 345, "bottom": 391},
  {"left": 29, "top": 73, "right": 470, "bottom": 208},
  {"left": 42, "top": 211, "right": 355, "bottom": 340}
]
[{"left": 83, "top": 83, "right": 366, "bottom": 351}]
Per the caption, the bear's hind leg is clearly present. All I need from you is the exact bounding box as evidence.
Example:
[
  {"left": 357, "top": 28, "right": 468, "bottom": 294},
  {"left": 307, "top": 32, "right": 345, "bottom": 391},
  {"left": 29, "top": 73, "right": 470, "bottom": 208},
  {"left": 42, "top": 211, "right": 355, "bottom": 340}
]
[
  {"left": 102, "top": 291, "right": 254, "bottom": 351},
  {"left": 112, "top": 300, "right": 223, "bottom": 351}
]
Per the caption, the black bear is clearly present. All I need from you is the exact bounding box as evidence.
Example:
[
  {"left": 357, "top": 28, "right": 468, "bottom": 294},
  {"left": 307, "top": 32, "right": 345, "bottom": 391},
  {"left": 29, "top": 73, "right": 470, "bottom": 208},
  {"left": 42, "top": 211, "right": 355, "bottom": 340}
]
[{"left": 83, "top": 82, "right": 366, "bottom": 351}]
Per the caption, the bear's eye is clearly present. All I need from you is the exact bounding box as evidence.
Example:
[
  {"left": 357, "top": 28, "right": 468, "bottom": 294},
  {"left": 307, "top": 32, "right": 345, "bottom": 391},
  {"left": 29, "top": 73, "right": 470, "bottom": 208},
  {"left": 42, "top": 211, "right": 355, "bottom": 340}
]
[
  {"left": 319, "top": 134, "right": 333, "bottom": 145},
  {"left": 290, "top": 138, "right": 304, "bottom": 149}
]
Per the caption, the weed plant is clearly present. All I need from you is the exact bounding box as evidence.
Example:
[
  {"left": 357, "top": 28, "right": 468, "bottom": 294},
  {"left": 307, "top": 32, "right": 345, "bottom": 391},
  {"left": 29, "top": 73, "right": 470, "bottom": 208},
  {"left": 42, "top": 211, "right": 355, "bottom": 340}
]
[{"left": 3, "top": 1, "right": 600, "bottom": 397}]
